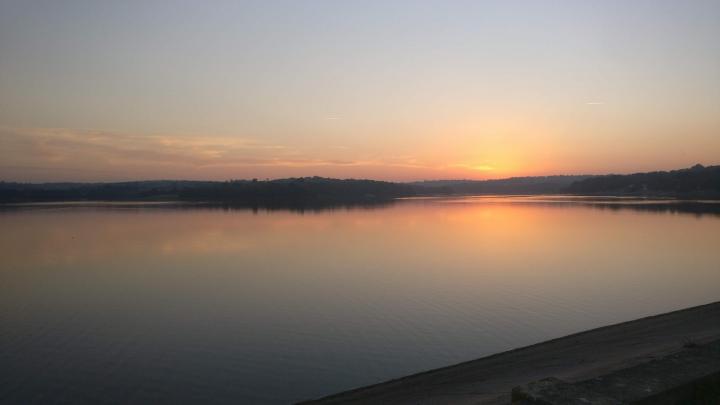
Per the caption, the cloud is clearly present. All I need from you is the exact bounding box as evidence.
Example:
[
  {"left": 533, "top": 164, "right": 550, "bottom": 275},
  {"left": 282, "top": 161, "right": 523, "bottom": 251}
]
[
  {"left": 0, "top": 127, "right": 448, "bottom": 181},
  {"left": 0, "top": 127, "right": 332, "bottom": 169},
  {"left": 0, "top": 127, "right": 506, "bottom": 181}
]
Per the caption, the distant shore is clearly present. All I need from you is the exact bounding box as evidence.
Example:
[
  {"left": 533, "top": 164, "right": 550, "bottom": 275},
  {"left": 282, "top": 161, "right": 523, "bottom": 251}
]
[
  {"left": 2, "top": 164, "right": 718, "bottom": 204},
  {"left": 301, "top": 301, "right": 720, "bottom": 404}
]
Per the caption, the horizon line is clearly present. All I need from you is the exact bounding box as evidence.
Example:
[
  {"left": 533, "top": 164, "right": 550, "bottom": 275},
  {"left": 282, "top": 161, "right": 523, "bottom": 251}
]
[{"left": 1, "top": 163, "right": 713, "bottom": 185}]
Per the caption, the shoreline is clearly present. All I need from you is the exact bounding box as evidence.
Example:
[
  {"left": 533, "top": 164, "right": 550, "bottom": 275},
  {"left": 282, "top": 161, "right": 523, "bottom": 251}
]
[{"left": 301, "top": 300, "right": 720, "bottom": 404}]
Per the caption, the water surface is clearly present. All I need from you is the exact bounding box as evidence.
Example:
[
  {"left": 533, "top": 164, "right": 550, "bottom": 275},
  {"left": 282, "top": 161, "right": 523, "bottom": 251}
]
[{"left": 1, "top": 196, "right": 719, "bottom": 403}]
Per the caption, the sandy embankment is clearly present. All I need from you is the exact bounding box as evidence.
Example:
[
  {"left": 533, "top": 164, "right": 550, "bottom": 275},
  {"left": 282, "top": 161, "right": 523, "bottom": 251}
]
[{"left": 302, "top": 301, "right": 720, "bottom": 404}]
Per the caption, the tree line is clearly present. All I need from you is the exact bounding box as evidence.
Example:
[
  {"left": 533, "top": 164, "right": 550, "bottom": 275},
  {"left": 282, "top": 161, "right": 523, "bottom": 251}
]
[{"left": 1, "top": 164, "right": 718, "bottom": 204}]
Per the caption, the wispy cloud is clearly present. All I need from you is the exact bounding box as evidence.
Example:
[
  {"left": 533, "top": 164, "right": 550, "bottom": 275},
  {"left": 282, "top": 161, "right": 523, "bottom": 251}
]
[
  {"left": 0, "top": 127, "right": 279, "bottom": 167},
  {"left": 0, "top": 127, "right": 374, "bottom": 171},
  {"left": 0, "top": 127, "right": 449, "bottom": 181}
]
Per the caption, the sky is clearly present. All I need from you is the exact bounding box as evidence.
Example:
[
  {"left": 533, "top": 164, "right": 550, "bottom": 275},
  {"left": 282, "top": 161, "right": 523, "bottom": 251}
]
[{"left": 1, "top": 0, "right": 719, "bottom": 182}]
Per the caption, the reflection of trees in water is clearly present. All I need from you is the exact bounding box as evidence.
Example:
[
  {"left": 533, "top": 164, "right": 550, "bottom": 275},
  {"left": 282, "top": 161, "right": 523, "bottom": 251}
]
[
  {"left": 213, "top": 200, "right": 397, "bottom": 214},
  {"left": 398, "top": 195, "right": 720, "bottom": 218},
  {"left": 511, "top": 201, "right": 720, "bottom": 218},
  {"left": 0, "top": 200, "right": 398, "bottom": 215},
  {"left": 3, "top": 198, "right": 719, "bottom": 217},
  {"left": 584, "top": 202, "right": 720, "bottom": 218}
]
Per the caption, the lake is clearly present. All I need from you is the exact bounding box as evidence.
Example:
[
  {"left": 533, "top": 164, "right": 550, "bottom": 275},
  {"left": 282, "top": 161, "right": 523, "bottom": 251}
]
[{"left": 1, "top": 196, "right": 719, "bottom": 404}]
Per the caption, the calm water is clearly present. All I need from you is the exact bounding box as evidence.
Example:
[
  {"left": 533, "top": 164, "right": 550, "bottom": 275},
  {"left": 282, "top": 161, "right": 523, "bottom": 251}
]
[{"left": 1, "top": 196, "right": 720, "bottom": 404}]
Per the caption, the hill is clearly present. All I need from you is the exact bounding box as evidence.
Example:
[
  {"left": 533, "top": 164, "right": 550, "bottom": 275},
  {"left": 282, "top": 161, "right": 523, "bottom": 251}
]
[
  {"left": 565, "top": 164, "right": 720, "bottom": 198},
  {"left": 411, "top": 175, "right": 590, "bottom": 195},
  {"left": 0, "top": 178, "right": 414, "bottom": 206},
  {"left": 2, "top": 165, "right": 719, "bottom": 205}
]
